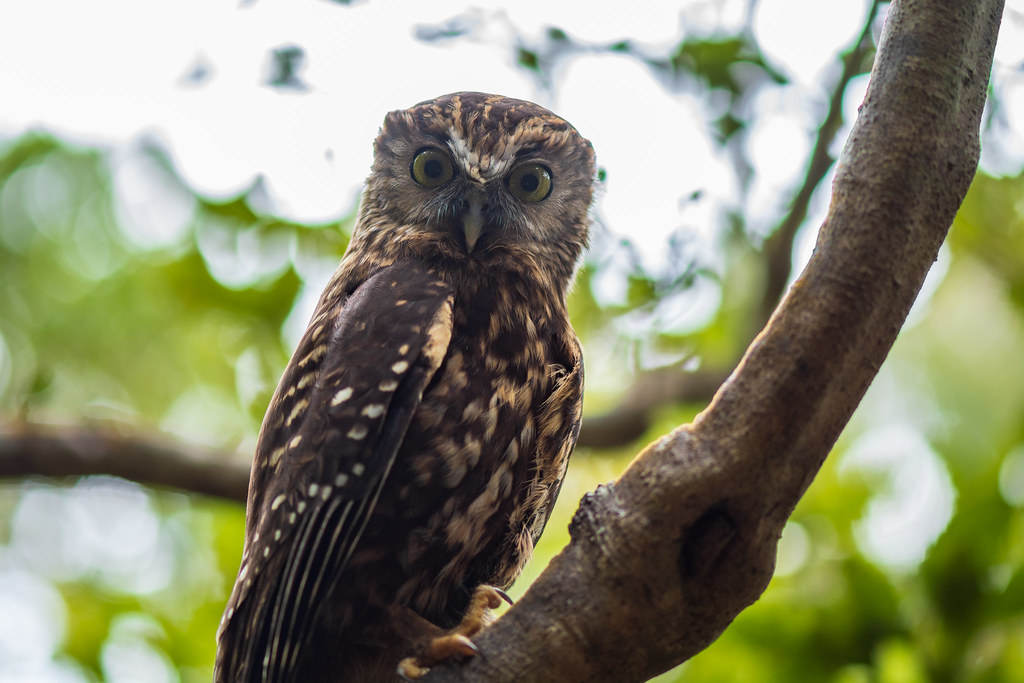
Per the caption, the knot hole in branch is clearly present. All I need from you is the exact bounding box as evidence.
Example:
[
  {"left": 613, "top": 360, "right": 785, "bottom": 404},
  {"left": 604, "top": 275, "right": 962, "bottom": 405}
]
[{"left": 681, "top": 507, "right": 736, "bottom": 578}]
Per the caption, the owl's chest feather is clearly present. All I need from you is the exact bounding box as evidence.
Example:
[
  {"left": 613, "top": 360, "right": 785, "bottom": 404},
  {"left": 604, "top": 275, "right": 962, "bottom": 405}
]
[{"left": 370, "top": 284, "right": 563, "bottom": 620}]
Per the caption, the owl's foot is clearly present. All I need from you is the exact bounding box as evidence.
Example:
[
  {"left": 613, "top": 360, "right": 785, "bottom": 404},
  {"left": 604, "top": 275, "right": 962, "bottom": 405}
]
[{"left": 396, "top": 585, "right": 512, "bottom": 679}]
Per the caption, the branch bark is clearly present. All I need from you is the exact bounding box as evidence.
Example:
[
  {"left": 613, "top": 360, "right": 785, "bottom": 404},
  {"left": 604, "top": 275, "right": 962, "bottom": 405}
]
[{"left": 425, "top": 0, "right": 1004, "bottom": 680}]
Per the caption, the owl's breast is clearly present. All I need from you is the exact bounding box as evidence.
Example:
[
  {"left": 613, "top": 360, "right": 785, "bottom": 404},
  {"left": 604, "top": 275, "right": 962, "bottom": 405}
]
[{"left": 348, "top": 275, "right": 569, "bottom": 626}]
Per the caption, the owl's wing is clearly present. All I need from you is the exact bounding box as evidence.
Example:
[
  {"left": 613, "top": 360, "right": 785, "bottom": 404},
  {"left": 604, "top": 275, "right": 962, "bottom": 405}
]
[
  {"left": 216, "top": 260, "right": 454, "bottom": 683},
  {"left": 525, "top": 336, "right": 583, "bottom": 544}
]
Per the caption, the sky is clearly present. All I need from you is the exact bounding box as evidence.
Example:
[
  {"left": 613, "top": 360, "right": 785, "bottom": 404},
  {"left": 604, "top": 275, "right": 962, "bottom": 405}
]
[
  {"left": 2, "top": 0, "right": 1022, "bottom": 277},
  {"left": 1, "top": 1, "right": 1024, "bottom": 680},
  {"left": 0, "top": 0, "right": 1014, "bottom": 256}
]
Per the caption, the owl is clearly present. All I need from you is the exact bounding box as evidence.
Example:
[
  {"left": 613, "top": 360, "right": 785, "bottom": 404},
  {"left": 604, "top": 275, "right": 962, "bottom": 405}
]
[{"left": 215, "top": 92, "right": 595, "bottom": 682}]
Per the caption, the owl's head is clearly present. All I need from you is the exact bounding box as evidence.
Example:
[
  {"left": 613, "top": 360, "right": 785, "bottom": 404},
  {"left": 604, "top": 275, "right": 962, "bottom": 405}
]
[{"left": 353, "top": 92, "right": 595, "bottom": 286}]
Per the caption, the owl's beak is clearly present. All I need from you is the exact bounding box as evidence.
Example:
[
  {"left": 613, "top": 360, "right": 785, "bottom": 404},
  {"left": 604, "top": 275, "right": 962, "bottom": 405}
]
[{"left": 462, "top": 196, "right": 485, "bottom": 253}]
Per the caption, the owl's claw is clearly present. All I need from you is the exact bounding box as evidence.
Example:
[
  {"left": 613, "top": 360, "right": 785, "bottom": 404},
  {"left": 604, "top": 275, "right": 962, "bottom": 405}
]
[
  {"left": 492, "top": 586, "right": 514, "bottom": 606},
  {"left": 397, "top": 635, "right": 477, "bottom": 679},
  {"left": 396, "top": 585, "right": 506, "bottom": 679}
]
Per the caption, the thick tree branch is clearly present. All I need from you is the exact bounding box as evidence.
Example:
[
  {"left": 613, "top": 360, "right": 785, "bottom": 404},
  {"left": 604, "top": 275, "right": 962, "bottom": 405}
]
[
  {"left": 578, "top": 1, "right": 884, "bottom": 449},
  {"left": 0, "top": 422, "right": 249, "bottom": 502},
  {"left": 427, "top": 0, "right": 1004, "bottom": 681}
]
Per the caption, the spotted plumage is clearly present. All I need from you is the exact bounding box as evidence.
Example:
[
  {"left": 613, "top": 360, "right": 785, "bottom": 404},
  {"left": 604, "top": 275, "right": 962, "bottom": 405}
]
[{"left": 215, "top": 92, "right": 595, "bottom": 682}]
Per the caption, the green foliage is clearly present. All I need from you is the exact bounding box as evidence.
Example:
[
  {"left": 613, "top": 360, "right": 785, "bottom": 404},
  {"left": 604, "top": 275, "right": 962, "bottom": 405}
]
[
  {"left": 0, "top": 136, "right": 341, "bottom": 680},
  {"left": 668, "top": 36, "right": 786, "bottom": 143}
]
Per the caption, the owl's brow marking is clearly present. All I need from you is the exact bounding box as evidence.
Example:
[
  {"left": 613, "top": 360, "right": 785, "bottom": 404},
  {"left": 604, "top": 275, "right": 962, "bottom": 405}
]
[{"left": 448, "top": 125, "right": 515, "bottom": 180}]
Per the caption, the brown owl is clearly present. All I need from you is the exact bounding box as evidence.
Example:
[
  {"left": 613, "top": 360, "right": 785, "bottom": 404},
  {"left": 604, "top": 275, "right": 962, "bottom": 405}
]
[{"left": 215, "top": 92, "right": 595, "bottom": 682}]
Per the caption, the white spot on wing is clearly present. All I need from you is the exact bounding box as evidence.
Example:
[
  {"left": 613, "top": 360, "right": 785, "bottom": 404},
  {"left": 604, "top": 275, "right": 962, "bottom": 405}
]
[
  {"left": 286, "top": 399, "right": 309, "bottom": 427},
  {"left": 379, "top": 379, "right": 399, "bottom": 392},
  {"left": 299, "top": 345, "right": 327, "bottom": 367},
  {"left": 335, "top": 473, "right": 349, "bottom": 486},
  {"left": 332, "top": 387, "right": 354, "bottom": 406},
  {"left": 347, "top": 424, "right": 368, "bottom": 440},
  {"left": 271, "top": 494, "right": 287, "bottom": 510},
  {"left": 391, "top": 360, "right": 410, "bottom": 374},
  {"left": 362, "top": 404, "right": 385, "bottom": 418},
  {"left": 352, "top": 463, "right": 366, "bottom": 477}
]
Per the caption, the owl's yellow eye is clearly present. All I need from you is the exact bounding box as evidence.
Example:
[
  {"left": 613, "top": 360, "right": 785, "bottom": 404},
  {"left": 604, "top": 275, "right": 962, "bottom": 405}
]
[
  {"left": 507, "top": 163, "right": 552, "bottom": 203},
  {"left": 411, "top": 148, "right": 454, "bottom": 188}
]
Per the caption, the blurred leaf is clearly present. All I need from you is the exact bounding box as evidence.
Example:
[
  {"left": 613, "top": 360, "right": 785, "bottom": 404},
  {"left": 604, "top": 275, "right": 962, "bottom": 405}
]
[{"left": 670, "top": 36, "right": 784, "bottom": 93}]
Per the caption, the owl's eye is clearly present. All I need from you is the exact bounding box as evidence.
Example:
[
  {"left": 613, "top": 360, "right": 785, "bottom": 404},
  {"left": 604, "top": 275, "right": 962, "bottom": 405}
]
[
  {"left": 507, "top": 163, "right": 552, "bottom": 203},
  {"left": 411, "top": 148, "right": 454, "bottom": 188}
]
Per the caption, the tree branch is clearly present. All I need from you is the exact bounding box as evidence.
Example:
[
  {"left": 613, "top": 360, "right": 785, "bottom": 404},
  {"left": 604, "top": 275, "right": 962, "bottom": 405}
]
[
  {"left": 427, "top": 0, "right": 1004, "bottom": 680},
  {"left": 577, "top": 1, "right": 884, "bottom": 449},
  {"left": 0, "top": 422, "right": 249, "bottom": 502}
]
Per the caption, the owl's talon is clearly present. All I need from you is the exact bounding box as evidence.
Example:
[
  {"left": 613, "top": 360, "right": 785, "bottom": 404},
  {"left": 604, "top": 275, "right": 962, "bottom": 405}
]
[
  {"left": 432, "top": 633, "right": 479, "bottom": 658},
  {"left": 493, "top": 587, "right": 514, "bottom": 606},
  {"left": 394, "top": 585, "right": 506, "bottom": 678},
  {"left": 397, "top": 657, "right": 428, "bottom": 680},
  {"left": 459, "top": 584, "right": 506, "bottom": 635},
  {"left": 396, "top": 635, "right": 478, "bottom": 679}
]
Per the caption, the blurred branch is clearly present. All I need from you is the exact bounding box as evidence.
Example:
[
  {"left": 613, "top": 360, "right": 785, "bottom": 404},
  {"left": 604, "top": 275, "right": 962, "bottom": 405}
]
[
  {"left": 758, "top": 0, "right": 883, "bottom": 324},
  {"left": 0, "top": 422, "right": 249, "bottom": 503},
  {"left": 579, "top": 367, "right": 726, "bottom": 446},
  {"left": 428, "top": 0, "right": 1003, "bottom": 680},
  {"left": 577, "top": 0, "right": 883, "bottom": 449}
]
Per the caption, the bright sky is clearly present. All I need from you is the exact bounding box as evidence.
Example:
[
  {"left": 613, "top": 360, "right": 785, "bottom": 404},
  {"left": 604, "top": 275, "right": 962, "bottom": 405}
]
[{"left": 2, "top": 1, "right": 1024, "bottom": 680}]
